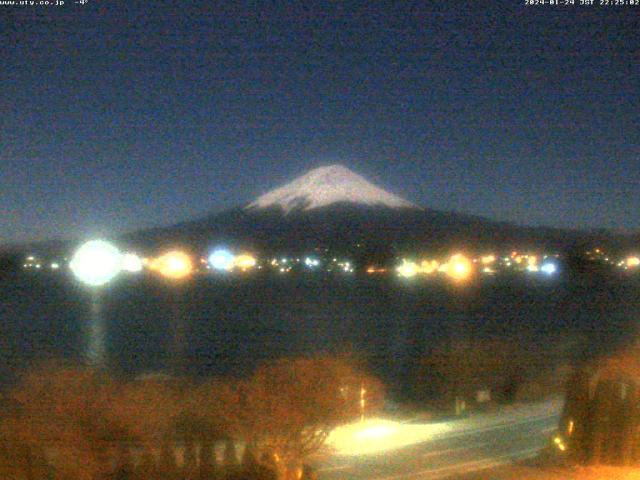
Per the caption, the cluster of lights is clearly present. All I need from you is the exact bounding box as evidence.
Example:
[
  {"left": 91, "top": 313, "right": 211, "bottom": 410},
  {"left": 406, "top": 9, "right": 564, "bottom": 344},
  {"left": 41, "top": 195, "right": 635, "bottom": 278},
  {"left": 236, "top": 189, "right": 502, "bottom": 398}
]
[
  {"left": 22, "top": 255, "right": 62, "bottom": 271},
  {"left": 337, "top": 260, "right": 354, "bottom": 273},
  {"left": 268, "top": 256, "right": 351, "bottom": 274},
  {"left": 585, "top": 248, "right": 640, "bottom": 272},
  {"left": 304, "top": 257, "right": 320, "bottom": 268},
  {"left": 206, "top": 248, "right": 257, "bottom": 272},
  {"left": 394, "top": 251, "right": 563, "bottom": 280},
  {"left": 397, "top": 254, "right": 474, "bottom": 282},
  {"left": 69, "top": 240, "right": 196, "bottom": 286},
  {"left": 43, "top": 240, "right": 640, "bottom": 286},
  {"left": 501, "top": 252, "right": 561, "bottom": 277}
]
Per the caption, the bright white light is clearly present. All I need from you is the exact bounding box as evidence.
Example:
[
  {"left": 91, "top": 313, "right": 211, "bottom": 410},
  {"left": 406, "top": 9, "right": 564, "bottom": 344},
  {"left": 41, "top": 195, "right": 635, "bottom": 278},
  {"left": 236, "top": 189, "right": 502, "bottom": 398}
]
[
  {"left": 397, "top": 260, "right": 419, "bottom": 278},
  {"left": 326, "top": 418, "right": 451, "bottom": 456},
  {"left": 50, "top": 263, "right": 60, "bottom": 270},
  {"left": 304, "top": 257, "right": 320, "bottom": 267},
  {"left": 540, "top": 262, "right": 557, "bottom": 275},
  {"left": 121, "top": 253, "right": 143, "bottom": 273},
  {"left": 70, "top": 240, "right": 122, "bottom": 287},
  {"left": 208, "top": 249, "right": 234, "bottom": 271}
]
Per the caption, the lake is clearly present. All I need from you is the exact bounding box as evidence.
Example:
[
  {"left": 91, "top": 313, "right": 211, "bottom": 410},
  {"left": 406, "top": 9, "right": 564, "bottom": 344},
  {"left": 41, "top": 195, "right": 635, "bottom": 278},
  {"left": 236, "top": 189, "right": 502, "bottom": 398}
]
[{"left": 1, "top": 270, "right": 639, "bottom": 398}]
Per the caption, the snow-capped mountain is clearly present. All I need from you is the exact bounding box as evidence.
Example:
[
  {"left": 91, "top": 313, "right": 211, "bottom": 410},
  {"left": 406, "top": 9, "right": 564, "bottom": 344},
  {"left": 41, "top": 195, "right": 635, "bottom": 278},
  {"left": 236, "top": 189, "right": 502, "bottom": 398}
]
[
  {"left": 122, "top": 164, "right": 606, "bottom": 257},
  {"left": 246, "top": 164, "right": 416, "bottom": 213}
]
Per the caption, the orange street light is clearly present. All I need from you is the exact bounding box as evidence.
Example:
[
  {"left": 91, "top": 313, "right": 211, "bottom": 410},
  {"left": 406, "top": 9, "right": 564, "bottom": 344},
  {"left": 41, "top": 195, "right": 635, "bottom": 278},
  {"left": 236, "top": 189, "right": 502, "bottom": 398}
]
[{"left": 150, "top": 250, "right": 193, "bottom": 280}]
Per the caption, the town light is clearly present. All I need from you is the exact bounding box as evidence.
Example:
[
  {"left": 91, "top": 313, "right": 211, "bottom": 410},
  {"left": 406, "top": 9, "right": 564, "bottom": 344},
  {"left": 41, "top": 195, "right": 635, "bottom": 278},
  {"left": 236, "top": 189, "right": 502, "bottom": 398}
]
[
  {"left": 626, "top": 256, "right": 640, "bottom": 268},
  {"left": 150, "top": 250, "right": 193, "bottom": 280},
  {"left": 209, "top": 248, "right": 235, "bottom": 271},
  {"left": 121, "top": 253, "right": 143, "bottom": 273},
  {"left": 304, "top": 256, "right": 320, "bottom": 267},
  {"left": 541, "top": 262, "right": 558, "bottom": 275},
  {"left": 234, "top": 253, "right": 257, "bottom": 271},
  {"left": 481, "top": 254, "right": 496, "bottom": 265},
  {"left": 420, "top": 259, "right": 439, "bottom": 274},
  {"left": 397, "top": 260, "right": 419, "bottom": 278},
  {"left": 70, "top": 240, "right": 122, "bottom": 287},
  {"left": 445, "top": 253, "right": 473, "bottom": 281}
]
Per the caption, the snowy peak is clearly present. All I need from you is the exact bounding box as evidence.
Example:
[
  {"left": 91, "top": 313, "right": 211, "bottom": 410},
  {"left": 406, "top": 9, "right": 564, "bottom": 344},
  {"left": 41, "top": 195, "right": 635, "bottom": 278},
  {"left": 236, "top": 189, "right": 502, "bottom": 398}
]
[{"left": 247, "top": 164, "right": 416, "bottom": 213}]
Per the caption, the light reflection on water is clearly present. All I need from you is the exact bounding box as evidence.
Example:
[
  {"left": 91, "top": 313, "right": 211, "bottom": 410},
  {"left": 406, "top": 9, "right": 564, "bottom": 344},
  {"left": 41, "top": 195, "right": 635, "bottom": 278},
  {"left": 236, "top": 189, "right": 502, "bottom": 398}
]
[
  {"left": 86, "top": 293, "right": 106, "bottom": 366},
  {"left": 0, "top": 273, "right": 638, "bottom": 393}
]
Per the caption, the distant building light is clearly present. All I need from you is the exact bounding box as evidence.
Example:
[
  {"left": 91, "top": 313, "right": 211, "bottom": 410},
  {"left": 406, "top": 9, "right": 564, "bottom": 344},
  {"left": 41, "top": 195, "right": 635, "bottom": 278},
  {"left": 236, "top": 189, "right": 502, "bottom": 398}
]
[
  {"left": 209, "top": 249, "right": 234, "bottom": 271},
  {"left": 149, "top": 250, "right": 193, "bottom": 280},
  {"left": 304, "top": 257, "right": 320, "bottom": 267},
  {"left": 234, "top": 254, "right": 257, "bottom": 271},
  {"left": 397, "top": 260, "right": 419, "bottom": 278},
  {"left": 121, "top": 253, "right": 143, "bottom": 273},
  {"left": 481, "top": 255, "right": 496, "bottom": 265},
  {"left": 626, "top": 256, "right": 640, "bottom": 268},
  {"left": 420, "top": 260, "right": 439, "bottom": 274},
  {"left": 70, "top": 240, "right": 122, "bottom": 286},
  {"left": 444, "top": 254, "right": 473, "bottom": 281}
]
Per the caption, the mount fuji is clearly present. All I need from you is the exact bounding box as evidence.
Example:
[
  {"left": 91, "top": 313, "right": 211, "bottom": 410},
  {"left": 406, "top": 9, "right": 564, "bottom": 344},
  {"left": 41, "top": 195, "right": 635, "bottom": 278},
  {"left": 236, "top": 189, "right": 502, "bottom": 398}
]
[
  {"left": 1, "top": 165, "right": 633, "bottom": 273},
  {"left": 125, "top": 164, "right": 608, "bottom": 258},
  {"left": 246, "top": 164, "right": 416, "bottom": 213}
]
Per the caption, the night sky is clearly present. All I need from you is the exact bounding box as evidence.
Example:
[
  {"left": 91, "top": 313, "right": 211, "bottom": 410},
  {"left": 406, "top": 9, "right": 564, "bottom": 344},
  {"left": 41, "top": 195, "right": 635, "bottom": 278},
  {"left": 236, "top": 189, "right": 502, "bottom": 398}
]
[{"left": 1, "top": 1, "right": 638, "bottom": 244}]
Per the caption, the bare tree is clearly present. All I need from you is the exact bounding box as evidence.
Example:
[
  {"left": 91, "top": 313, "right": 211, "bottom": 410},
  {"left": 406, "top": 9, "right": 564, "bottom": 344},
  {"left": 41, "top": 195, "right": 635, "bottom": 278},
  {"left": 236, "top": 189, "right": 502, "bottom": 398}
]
[{"left": 236, "top": 355, "right": 384, "bottom": 479}]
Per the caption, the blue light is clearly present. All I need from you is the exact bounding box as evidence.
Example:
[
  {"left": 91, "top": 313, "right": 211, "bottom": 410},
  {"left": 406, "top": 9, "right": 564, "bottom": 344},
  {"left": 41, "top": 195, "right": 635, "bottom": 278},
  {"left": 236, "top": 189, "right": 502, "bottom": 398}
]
[
  {"left": 540, "top": 262, "right": 557, "bottom": 275},
  {"left": 304, "top": 256, "right": 320, "bottom": 267},
  {"left": 208, "top": 248, "right": 234, "bottom": 271}
]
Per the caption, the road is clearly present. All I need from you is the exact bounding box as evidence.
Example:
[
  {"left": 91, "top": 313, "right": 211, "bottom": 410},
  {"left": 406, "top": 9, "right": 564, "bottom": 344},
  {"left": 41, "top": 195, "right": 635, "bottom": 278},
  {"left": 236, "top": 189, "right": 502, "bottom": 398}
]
[{"left": 313, "top": 398, "right": 563, "bottom": 480}]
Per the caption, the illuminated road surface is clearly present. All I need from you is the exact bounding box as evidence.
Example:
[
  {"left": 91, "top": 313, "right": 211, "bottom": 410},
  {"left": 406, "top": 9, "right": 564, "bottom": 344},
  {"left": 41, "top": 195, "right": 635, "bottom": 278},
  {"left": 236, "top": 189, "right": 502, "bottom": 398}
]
[{"left": 314, "top": 398, "right": 563, "bottom": 480}]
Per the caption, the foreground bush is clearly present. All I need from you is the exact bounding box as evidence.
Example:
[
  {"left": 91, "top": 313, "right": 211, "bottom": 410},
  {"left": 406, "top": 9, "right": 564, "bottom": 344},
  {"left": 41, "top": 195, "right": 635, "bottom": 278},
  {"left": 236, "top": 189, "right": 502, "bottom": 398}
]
[{"left": 0, "top": 355, "right": 382, "bottom": 480}]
